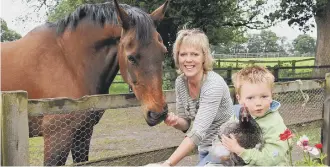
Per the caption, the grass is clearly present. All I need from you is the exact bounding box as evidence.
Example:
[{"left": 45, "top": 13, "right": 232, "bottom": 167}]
[
  {"left": 29, "top": 137, "right": 44, "bottom": 165},
  {"left": 109, "top": 75, "right": 129, "bottom": 94},
  {"left": 109, "top": 83, "right": 129, "bottom": 94}
]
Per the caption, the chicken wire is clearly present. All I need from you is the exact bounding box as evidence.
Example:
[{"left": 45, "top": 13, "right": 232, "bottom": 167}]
[
  {"left": 28, "top": 88, "right": 325, "bottom": 166},
  {"left": 273, "top": 88, "right": 325, "bottom": 163},
  {"left": 28, "top": 103, "right": 185, "bottom": 166}
]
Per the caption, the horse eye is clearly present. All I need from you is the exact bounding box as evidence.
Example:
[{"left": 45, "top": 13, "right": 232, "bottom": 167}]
[{"left": 128, "top": 55, "right": 137, "bottom": 65}]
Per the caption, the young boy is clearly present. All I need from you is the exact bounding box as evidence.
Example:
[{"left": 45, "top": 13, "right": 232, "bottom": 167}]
[{"left": 209, "top": 65, "right": 289, "bottom": 166}]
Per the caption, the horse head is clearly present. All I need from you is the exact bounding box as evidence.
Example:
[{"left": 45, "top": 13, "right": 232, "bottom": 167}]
[{"left": 114, "top": 0, "right": 170, "bottom": 126}]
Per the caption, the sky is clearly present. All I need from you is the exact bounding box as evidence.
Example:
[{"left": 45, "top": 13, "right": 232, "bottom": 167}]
[{"left": 1, "top": 0, "right": 317, "bottom": 42}]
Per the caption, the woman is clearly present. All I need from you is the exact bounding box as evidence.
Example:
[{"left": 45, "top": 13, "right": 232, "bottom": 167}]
[{"left": 162, "top": 29, "right": 233, "bottom": 166}]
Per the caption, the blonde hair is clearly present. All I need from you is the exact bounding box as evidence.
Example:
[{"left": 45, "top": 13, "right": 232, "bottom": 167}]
[
  {"left": 232, "top": 65, "right": 275, "bottom": 94},
  {"left": 172, "top": 28, "right": 214, "bottom": 73}
]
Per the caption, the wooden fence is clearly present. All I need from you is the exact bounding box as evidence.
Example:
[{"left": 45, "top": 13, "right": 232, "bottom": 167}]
[
  {"left": 214, "top": 65, "right": 330, "bottom": 84},
  {"left": 1, "top": 73, "right": 330, "bottom": 166},
  {"left": 214, "top": 57, "right": 315, "bottom": 68},
  {"left": 213, "top": 53, "right": 313, "bottom": 59},
  {"left": 113, "top": 65, "right": 330, "bottom": 93}
]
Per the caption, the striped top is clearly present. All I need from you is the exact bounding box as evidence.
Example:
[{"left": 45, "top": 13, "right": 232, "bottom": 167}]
[{"left": 175, "top": 71, "right": 233, "bottom": 152}]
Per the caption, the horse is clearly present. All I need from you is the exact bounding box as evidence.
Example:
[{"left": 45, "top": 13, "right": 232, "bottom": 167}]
[{"left": 1, "top": 0, "right": 170, "bottom": 165}]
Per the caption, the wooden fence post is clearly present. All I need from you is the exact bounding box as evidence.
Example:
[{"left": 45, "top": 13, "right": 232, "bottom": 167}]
[
  {"left": 226, "top": 67, "right": 232, "bottom": 85},
  {"left": 273, "top": 66, "right": 279, "bottom": 82},
  {"left": 1, "top": 91, "right": 30, "bottom": 166},
  {"left": 292, "top": 60, "right": 296, "bottom": 78},
  {"left": 323, "top": 73, "right": 330, "bottom": 165}
]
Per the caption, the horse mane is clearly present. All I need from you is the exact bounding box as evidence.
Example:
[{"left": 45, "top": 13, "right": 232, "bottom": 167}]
[{"left": 50, "top": 1, "right": 154, "bottom": 44}]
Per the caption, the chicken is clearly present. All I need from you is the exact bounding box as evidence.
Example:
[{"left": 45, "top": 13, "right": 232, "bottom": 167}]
[{"left": 212, "top": 105, "right": 264, "bottom": 166}]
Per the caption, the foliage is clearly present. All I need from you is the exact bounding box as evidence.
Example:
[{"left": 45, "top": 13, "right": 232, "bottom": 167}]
[
  {"left": 264, "top": 0, "right": 330, "bottom": 67},
  {"left": 28, "top": 0, "right": 272, "bottom": 69},
  {"left": 292, "top": 34, "right": 316, "bottom": 54},
  {"left": 0, "top": 18, "right": 22, "bottom": 42},
  {"left": 212, "top": 29, "right": 248, "bottom": 54},
  {"left": 43, "top": 0, "right": 266, "bottom": 45},
  {"left": 215, "top": 29, "right": 316, "bottom": 55},
  {"left": 266, "top": 0, "right": 329, "bottom": 32},
  {"left": 247, "top": 30, "right": 282, "bottom": 53},
  {"left": 279, "top": 36, "right": 294, "bottom": 54}
]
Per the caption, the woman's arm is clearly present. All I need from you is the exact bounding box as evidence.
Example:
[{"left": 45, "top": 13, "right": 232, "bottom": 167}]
[{"left": 162, "top": 137, "right": 196, "bottom": 166}]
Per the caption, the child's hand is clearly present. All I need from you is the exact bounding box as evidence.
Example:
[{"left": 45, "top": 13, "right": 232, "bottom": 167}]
[{"left": 221, "top": 134, "right": 245, "bottom": 155}]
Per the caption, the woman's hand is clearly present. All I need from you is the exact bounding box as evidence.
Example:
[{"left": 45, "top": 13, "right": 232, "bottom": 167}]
[
  {"left": 164, "top": 112, "right": 179, "bottom": 126},
  {"left": 221, "top": 134, "right": 245, "bottom": 155}
]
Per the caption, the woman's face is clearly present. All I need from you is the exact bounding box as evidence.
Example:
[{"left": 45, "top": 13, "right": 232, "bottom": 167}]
[{"left": 178, "top": 43, "right": 204, "bottom": 79}]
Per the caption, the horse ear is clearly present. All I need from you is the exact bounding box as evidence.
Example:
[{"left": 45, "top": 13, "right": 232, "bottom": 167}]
[
  {"left": 113, "top": 0, "right": 130, "bottom": 30},
  {"left": 150, "top": 0, "right": 170, "bottom": 22}
]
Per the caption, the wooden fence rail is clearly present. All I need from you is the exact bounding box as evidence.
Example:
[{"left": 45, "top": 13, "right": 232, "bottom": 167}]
[
  {"left": 215, "top": 57, "right": 315, "bottom": 68},
  {"left": 1, "top": 73, "right": 330, "bottom": 166}
]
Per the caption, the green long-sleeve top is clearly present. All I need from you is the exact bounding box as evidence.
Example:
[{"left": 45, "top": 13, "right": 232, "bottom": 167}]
[{"left": 233, "top": 100, "right": 289, "bottom": 166}]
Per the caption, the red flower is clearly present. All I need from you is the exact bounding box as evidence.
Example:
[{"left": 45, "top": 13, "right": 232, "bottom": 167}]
[
  {"left": 279, "top": 129, "right": 294, "bottom": 141},
  {"left": 315, "top": 143, "right": 323, "bottom": 149}
]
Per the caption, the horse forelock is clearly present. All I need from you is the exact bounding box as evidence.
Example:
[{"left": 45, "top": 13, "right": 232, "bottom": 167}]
[
  {"left": 123, "top": 5, "right": 154, "bottom": 45},
  {"left": 53, "top": 2, "right": 154, "bottom": 45}
]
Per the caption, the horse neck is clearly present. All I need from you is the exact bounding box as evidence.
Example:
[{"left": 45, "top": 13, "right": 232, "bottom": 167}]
[{"left": 59, "top": 23, "right": 122, "bottom": 95}]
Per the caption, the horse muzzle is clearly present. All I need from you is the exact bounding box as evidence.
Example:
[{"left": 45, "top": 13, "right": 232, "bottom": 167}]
[{"left": 146, "top": 104, "right": 168, "bottom": 126}]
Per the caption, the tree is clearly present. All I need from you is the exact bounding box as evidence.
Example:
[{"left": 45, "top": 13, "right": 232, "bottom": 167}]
[
  {"left": 29, "top": 1, "right": 270, "bottom": 54},
  {"left": 212, "top": 28, "right": 248, "bottom": 54},
  {"left": 247, "top": 30, "right": 281, "bottom": 53},
  {"left": 278, "top": 36, "right": 293, "bottom": 55},
  {"left": 1, "top": 18, "right": 21, "bottom": 42},
  {"left": 247, "top": 33, "right": 263, "bottom": 53},
  {"left": 46, "top": 0, "right": 268, "bottom": 43},
  {"left": 292, "top": 35, "right": 316, "bottom": 54},
  {"left": 268, "top": 0, "right": 330, "bottom": 68},
  {"left": 260, "top": 30, "right": 280, "bottom": 52}
]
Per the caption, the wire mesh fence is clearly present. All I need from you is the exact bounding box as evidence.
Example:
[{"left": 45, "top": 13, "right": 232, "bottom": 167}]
[
  {"left": 274, "top": 88, "right": 325, "bottom": 163},
  {"left": 26, "top": 80, "right": 326, "bottom": 166},
  {"left": 28, "top": 103, "right": 185, "bottom": 166}
]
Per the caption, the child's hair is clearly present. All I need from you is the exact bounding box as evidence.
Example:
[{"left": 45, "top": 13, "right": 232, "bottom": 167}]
[{"left": 232, "top": 65, "right": 275, "bottom": 94}]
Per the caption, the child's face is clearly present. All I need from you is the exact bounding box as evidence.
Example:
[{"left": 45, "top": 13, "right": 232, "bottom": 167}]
[{"left": 237, "top": 82, "right": 273, "bottom": 117}]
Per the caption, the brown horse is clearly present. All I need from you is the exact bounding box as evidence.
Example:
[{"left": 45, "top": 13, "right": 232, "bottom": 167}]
[{"left": 1, "top": 0, "right": 169, "bottom": 165}]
